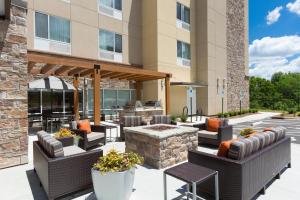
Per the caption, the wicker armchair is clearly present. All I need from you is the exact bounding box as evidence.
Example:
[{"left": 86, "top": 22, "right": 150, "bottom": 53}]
[
  {"left": 72, "top": 124, "right": 106, "bottom": 150},
  {"left": 150, "top": 115, "right": 172, "bottom": 125},
  {"left": 193, "top": 118, "right": 232, "bottom": 146},
  {"left": 120, "top": 116, "right": 146, "bottom": 141},
  {"left": 33, "top": 133, "right": 103, "bottom": 200}
]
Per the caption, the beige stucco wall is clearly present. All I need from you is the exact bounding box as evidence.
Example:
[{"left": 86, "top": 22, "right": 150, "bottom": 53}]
[
  {"left": 195, "top": 0, "right": 228, "bottom": 116},
  {"left": 26, "top": 0, "right": 247, "bottom": 116},
  {"left": 27, "top": 0, "right": 142, "bottom": 65}
]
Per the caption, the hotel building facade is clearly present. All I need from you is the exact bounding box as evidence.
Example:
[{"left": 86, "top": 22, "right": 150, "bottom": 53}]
[{"left": 0, "top": 0, "right": 249, "bottom": 168}]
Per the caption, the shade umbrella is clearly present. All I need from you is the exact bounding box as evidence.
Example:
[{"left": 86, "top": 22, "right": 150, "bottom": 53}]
[{"left": 28, "top": 76, "right": 76, "bottom": 90}]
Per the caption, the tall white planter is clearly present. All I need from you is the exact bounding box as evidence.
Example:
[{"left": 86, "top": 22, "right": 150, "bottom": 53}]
[{"left": 91, "top": 168, "right": 135, "bottom": 200}]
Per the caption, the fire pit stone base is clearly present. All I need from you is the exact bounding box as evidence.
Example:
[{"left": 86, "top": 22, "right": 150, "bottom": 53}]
[{"left": 125, "top": 125, "right": 198, "bottom": 169}]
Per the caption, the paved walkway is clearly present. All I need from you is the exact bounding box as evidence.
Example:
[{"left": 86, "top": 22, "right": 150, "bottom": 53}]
[{"left": 1, "top": 114, "right": 299, "bottom": 200}]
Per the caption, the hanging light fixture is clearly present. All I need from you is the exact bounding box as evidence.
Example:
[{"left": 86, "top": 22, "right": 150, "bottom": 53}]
[{"left": 0, "top": 0, "right": 6, "bottom": 19}]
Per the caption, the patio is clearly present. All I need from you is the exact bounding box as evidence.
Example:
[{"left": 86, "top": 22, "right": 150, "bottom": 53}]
[{"left": 0, "top": 115, "right": 298, "bottom": 200}]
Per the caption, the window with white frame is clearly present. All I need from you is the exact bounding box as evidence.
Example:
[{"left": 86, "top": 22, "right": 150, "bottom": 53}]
[
  {"left": 35, "top": 12, "right": 70, "bottom": 43},
  {"left": 176, "top": 2, "right": 190, "bottom": 31},
  {"left": 99, "top": 29, "right": 123, "bottom": 62},
  {"left": 34, "top": 12, "right": 71, "bottom": 54},
  {"left": 99, "top": 0, "right": 122, "bottom": 20},
  {"left": 177, "top": 40, "right": 191, "bottom": 67}
]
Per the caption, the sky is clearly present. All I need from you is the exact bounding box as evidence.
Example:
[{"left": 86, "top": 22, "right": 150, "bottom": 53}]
[{"left": 249, "top": 0, "right": 300, "bottom": 79}]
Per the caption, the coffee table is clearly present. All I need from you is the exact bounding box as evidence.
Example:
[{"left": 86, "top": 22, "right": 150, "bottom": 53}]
[{"left": 163, "top": 162, "right": 219, "bottom": 200}]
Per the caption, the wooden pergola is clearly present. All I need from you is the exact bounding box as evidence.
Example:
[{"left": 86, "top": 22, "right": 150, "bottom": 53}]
[{"left": 27, "top": 50, "right": 172, "bottom": 125}]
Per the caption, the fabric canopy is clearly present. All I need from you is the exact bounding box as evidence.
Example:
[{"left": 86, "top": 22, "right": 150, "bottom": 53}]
[{"left": 28, "top": 76, "right": 76, "bottom": 90}]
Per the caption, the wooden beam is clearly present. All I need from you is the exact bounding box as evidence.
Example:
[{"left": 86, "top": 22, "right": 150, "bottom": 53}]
[
  {"left": 118, "top": 74, "right": 142, "bottom": 80},
  {"left": 28, "top": 62, "right": 35, "bottom": 73},
  {"left": 73, "top": 75, "right": 80, "bottom": 120},
  {"left": 68, "top": 67, "right": 84, "bottom": 76},
  {"left": 107, "top": 73, "right": 128, "bottom": 79},
  {"left": 165, "top": 76, "right": 170, "bottom": 115},
  {"left": 94, "top": 65, "right": 101, "bottom": 125},
  {"left": 127, "top": 75, "right": 153, "bottom": 81},
  {"left": 40, "top": 64, "right": 56, "bottom": 74},
  {"left": 55, "top": 66, "right": 73, "bottom": 75},
  {"left": 136, "top": 81, "right": 142, "bottom": 100},
  {"left": 80, "top": 69, "right": 94, "bottom": 77},
  {"left": 101, "top": 71, "right": 119, "bottom": 79}
]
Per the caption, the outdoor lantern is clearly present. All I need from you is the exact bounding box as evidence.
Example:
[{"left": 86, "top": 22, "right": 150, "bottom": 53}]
[{"left": 0, "top": 0, "right": 9, "bottom": 20}]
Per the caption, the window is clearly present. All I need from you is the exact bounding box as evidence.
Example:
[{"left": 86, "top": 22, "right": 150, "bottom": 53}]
[
  {"left": 177, "top": 2, "right": 190, "bottom": 24},
  {"left": 117, "top": 90, "right": 130, "bottom": 107},
  {"left": 177, "top": 41, "right": 190, "bottom": 60},
  {"left": 103, "top": 89, "right": 117, "bottom": 109},
  {"left": 28, "top": 90, "right": 41, "bottom": 114},
  {"left": 35, "top": 12, "right": 70, "bottom": 43},
  {"left": 100, "top": 0, "right": 122, "bottom": 11},
  {"left": 99, "top": 29, "right": 122, "bottom": 53}
]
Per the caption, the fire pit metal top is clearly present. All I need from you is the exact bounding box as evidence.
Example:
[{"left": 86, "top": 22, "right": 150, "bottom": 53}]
[{"left": 124, "top": 124, "right": 198, "bottom": 139}]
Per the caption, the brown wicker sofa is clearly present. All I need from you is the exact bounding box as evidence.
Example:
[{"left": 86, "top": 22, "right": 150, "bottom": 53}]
[
  {"left": 33, "top": 131, "right": 103, "bottom": 200},
  {"left": 188, "top": 130, "right": 291, "bottom": 200}
]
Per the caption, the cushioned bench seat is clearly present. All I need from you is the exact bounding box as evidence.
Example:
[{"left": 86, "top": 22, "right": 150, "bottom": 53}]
[
  {"left": 63, "top": 146, "right": 86, "bottom": 156},
  {"left": 198, "top": 130, "right": 218, "bottom": 139},
  {"left": 87, "top": 132, "right": 105, "bottom": 142}
]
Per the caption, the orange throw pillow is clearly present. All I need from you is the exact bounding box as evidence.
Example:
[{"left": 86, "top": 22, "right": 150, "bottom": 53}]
[
  {"left": 78, "top": 119, "right": 91, "bottom": 133},
  {"left": 207, "top": 118, "right": 221, "bottom": 132},
  {"left": 217, "top": 139, "right": 238, "bottom": 157}
]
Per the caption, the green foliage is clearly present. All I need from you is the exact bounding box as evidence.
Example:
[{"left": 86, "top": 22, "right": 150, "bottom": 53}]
[
  {"left": 240, "top": 128, "right": 254, "bottom": 137},
  {"left": 171, "top": 115, "right": 178, "bottom": 123},
  {"left": 287, "top": 108, "right": 297, "bottom": 114},
  {"left": 180, "top": 114, "right": 188, "bottom": 122},
  {"left": 250, "top": 72, "right": 300, "bottom": 111},
  {"left": 297, "top": 112, "right": 300, "bottom": 117},
  {"left": 93, "top": 149, "right": 144, "bottom": 174}
]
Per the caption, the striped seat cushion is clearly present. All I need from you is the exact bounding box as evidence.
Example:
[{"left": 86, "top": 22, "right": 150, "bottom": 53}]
[
  {"left": 251, "top": 133, "right": 266, "bottom": 149},
  {"left": 122, "top": 116, "right": 142, "bottom": 127},
  {"left": 228, "top": 139, "right": 254, "bottom": 160},
  {"left": 37, "top": 131, "right": 64, "bottom": 158},
  {"left": 151, "top": 115, "right": 171, "bottom": 124},
  {"left": 264, "top": 126, "right": 286, "bottom": 142}
]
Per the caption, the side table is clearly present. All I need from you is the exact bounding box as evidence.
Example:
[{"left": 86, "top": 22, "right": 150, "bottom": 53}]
[{"left": 163, "top": 162, "right": 219, "bottom": 200}]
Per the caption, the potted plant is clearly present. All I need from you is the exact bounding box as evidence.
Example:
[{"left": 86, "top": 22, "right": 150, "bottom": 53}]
[
  {"left": 92, "top": 149, "right": 144, "bottom": 200},
  {"left": 170, "top": 115, "right": 178, "bottom": 125},
  {"left": 180, "top": 114, "right": 188, "bottom": 123},
  {"left": 73, "top": 134, "right": 82, "bottom": 146},
  {"left": 240, "top": 128, "right": 255, "bottom": 137},
  {"left": 53, "top": 128, "right": 74, "bottom": 147}
]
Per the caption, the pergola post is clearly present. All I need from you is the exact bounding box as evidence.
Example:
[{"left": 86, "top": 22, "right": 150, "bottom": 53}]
[
  {"left": 165, "top": 75, "right": 171, "bottom": 115},
  {"left": 73, "top": 75, "right": 80, "bottom": 120},
  {"left": 136, "top": 81, "right": 142, "bottom": 100},
  {"left": 94, "top": 65, "right": 101, "bottom": 125}
]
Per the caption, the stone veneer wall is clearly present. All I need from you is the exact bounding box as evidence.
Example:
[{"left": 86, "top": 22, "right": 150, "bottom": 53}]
[
  {"left": 226, "top": 0, "right": 249, "bottom": 111},
  {"left": 0, "top": 1, "right": 28, "bottom": 169}
]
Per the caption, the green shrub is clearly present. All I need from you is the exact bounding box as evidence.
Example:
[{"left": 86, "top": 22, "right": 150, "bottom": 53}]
[
  {"left": 93, "top": 149, "right": 144, "bottom": 174},
  {"left": 297, "top": 112, "right": 300, "bottom": 117},
  {"left": 217, "top": 113, "right": 223, "bottom": 118},
  {"left": 228, "top": 111, "right": 234, "bottom": 117},
  {"left": 223, "top": 112, "right": 229, "bottom": 118},
  {"left": 240, "top": 128, "right": 254, "bottom": 137},
  {"left": 287, "top": 108, "right": 297, "bottom": 114},
  {"left": 171, "top": 115, "right": 177, "bottom": 123},
  {"left": 180, "top": 114, "right": 188, "bottom": 122}
]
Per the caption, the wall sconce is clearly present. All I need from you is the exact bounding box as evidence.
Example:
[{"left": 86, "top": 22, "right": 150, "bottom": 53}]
[
  {"left": 0, "top": 0, "right": 6, "bottom": 19},
  {"left": 223, "top": 78, "right": 226, "bottom": 90},
  {"left": 161, "top": 79, "right": 165, "bottom": 90},
  {"left": 217, "top": 77, "right": 220, "bottom": 93}
]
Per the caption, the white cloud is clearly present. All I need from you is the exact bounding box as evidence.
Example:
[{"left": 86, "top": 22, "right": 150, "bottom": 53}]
[
  {"left": 266, "top": 6, "right": 283, "bottom": 25},
  {"left": 287, "top": 0, "right": 300, "bottom": 16},
  {"left": 249, "top": 36, "right": 300, "bottom": 79}
]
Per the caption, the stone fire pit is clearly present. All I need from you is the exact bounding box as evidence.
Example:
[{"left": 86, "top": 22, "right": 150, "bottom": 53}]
[{"left": 124, "top": 124, "right": 198, "bottom": 169}]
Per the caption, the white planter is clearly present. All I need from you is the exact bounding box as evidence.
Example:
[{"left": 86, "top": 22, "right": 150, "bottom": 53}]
[{"left": 91, "top": 168, "right": 135, "bottom": 200}]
